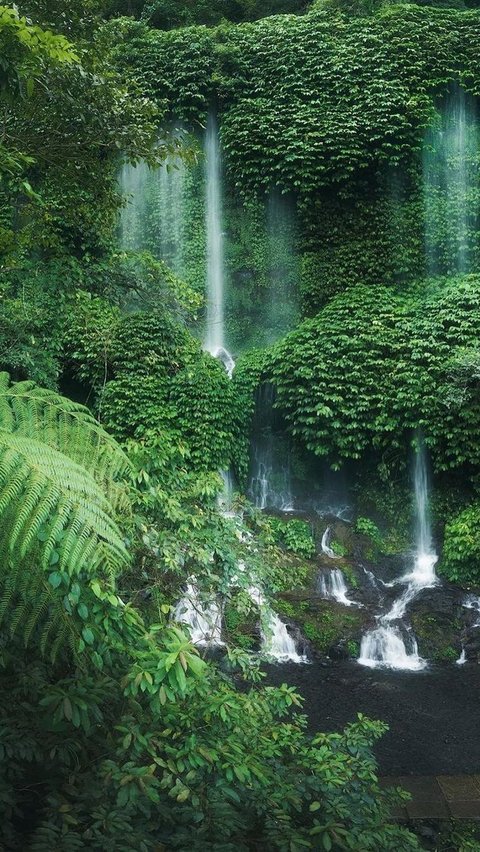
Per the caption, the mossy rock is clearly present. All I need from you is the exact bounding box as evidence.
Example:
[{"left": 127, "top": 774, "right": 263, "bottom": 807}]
[
  {"left": 274, "top": 592, "right": 369, "bottom": 658},
  {"left": 410, "top": 609, "right": 462, "bottom": 664}
]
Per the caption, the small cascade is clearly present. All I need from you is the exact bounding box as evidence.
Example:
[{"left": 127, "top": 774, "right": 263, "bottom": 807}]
[
  {"left": 456, "top": 595, "right": 480, "bottom": 664},
  {"left": 358, "top": 626, "right": 425, "bottom": 671},
  {"left": 358, "top": 438, "right": 435, "bottom": 670},
  {"left": 174, "top": 583, "right": 223, "bottom": 646},
  {"left": 262, "top": 611, "right": 307, "bottom": 663},
  {"left": 318, "top": 569, "right": 357, "bottom": 607},
  {"left": 204, "top": 113, "right": 235, "bottom": 375},
  {"left": 248, "top": 383, "right": 294, "bottom": 511},
  {"left": 423, "top": 85, "right": 479, "bottom": 275},
  {"left": 321, "top": 526, "right": 338, "bottom": 559},
  {"left": 248, "top": 585, "right": 307, "bottom": 663},
  {"left": 463, "top": 594, "right": 480, "bottom": 622}
]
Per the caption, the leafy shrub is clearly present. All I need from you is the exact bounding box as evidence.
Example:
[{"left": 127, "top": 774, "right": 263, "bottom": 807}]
[
  {"left": 270, "top": 278, "right": 480, "bottom": 475},
  {"left": 264, "top": 516, "right": 316, "bottom": 557},
  {"left": 440, "top": 503, "right": 480, "bottom": 584},
  {"left": 101, "top": 310, "right": 242, "bottom": 471}
]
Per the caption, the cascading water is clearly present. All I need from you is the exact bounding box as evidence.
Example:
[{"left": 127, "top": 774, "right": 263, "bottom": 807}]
[
  {"left": 119, "top": 160, "right": 149, "bottom": 251},
  {"left": 321, "top": 526, "right": 337, "bottom": 559},
  {"left": 423, "top": 85, "right": 479, "bottom": 276},
  {"left": 318, "top": 569, "right": 357, "bottom": 607},
  {"left": 359, "top": 626, "right": 424, "bottom": 671},
  {"left": 119, "top": 144, "right": 186, "bottom": 272},
  {"left": 157, "top": 156, "right": 185, "bottom": 275},
  {"left": 263, "top": 191, "right": 300, "bottom": 346},
  {"left": 248, "top": 383, "right": 294, "bottom": 511},
  {"left": 174, "top": 582, "right": 223, "bottom": 646},
  {"left": 204, "top": 113, "right": 235, "bottom": 375},
  {"left": 359, "top": 439, "right": 437, "bottom": 670},
  {"left": 456, "top": 595, "right": 480, "bottom": 663},
  {"left": 248, "top": 586, "right": 307, "bottom": 663},
  {"left": 218, "top": 469, "right": 235, "bottom": 515}
]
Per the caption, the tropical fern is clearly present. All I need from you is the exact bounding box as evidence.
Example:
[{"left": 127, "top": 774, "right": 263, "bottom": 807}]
[
  {"left": 0, "top": 373, "right": 131, "bottom": 654},
  {"left": 0, "top": 371, "right": 130, "bottom": 510}
]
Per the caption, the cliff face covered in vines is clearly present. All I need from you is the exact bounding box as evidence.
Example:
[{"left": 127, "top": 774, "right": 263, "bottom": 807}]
[{"left": 109, "top": 3, "right": 480, "bottom": 306}]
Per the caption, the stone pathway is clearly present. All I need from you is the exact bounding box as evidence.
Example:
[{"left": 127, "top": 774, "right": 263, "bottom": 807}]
[{"left": 380, "top": 776, "right": 480, "bottom": 819}]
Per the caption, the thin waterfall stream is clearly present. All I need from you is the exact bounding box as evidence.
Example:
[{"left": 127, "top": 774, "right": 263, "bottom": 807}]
[
  {"left": 204, "top": 113, "right": 235, "bottom": 376},
  {"left": 358, "top": 440, "right": 438, "bottom": 670}
]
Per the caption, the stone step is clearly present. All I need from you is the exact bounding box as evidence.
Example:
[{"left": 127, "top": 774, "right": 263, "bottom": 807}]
[{"left": 380, "top": 775, "right": 480, "bottom": 819}]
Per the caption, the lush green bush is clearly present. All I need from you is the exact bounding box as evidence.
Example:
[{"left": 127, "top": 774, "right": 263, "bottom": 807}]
[
  {"left": 440, "top": 503, "right": 480, "bottom": 584},
  {"left": 269, "top": 277, "right": 480, "bottom": 474},
  {"left": 101, "top": 310, "right": 241, "bottom": 471},
  {"left": 109, "top": 5, "right": 480, "bottom": 188},
  {"left": 263, "top": 516, "right": 316, "bottom": 557}
]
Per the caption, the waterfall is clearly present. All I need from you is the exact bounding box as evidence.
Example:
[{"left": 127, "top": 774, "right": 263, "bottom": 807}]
[
  {"left": 359, "top": 626, "right": 425, "bottom": 671},
  {"left": 119, "top": 146, "right": 186, "bottom": 271},
  {"left": 204, "top": 113, "right": 235, "bottom": 376},
  {"left": 248, "top": 585, "right": 307, "bottom": 663},
  {"left": 464, "top": 594, "right": 480, "bottom": 621},
  {"left": 119, "top": 160, "right": 149, "bottom": 251},
  {"left": 248, "top": 383, "right": 294, "bottom": 511},
  {"left": 359, "top": 439, "right": 436, "bottom": 670},
  {"left": 264, "top": 191, "right": 299, "bottom": 345},
  {"left": 410, "top": 440, "right": 438, "bottom": 586},
  {"left": 174, "top": 582, "right": 223, "bottom": 646},
  {"left": 218, "top": 469, "right": 235, "bottom": 515},
  {"left": 318, "top": 569, "right": 357, "bottom": 607},
  {"left": 423, "top": 85, "right": 479, "bottom": 276},
  {"left": 456, "top": 595, "right": 480, "bottom": 663},
  {"left": 157, "top": 157, "right": 185, "bottom": 275},
  {"left": 321, "top": 526, "right": 338, "bottom": 559}
]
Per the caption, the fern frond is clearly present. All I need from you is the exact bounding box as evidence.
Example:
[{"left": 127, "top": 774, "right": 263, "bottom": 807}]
[
  {"left": 0, "top": 374, "right": 133, "bottom": 655},
  {"left": 0, "top": 433, "right": 129, "bottom": 578},
  {"left": 0, "top": 371, "right": 131, "bottom": 510}
]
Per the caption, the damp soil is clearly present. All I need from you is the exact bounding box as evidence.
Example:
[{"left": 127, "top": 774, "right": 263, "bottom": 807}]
[{"left": 264, "top": 660, "right": 480, "bottom": 775}]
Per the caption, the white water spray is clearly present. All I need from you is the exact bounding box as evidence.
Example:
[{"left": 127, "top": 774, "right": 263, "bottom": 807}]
[
  {"left": 119, "top": 141, "right": 186, "bottom": 273},
  {"left": 248, "top": 384, "right": 294, "bottom": 511},
  {"left": 318, "top": 569, "right": 358, "bottom": 608},
  {"left": 174, "top": 582, "right": 223, "bottom": 646},
  {"left": 204, "top": 113, "right": 235, "bottom": 375},
  {"left": 321, "top": 526, "right": 338, "bottom": 559},
  {"left": 248, "top": 585, "right": 307, "bottom": 663},
  {"left": 359, "top": 440, "right": 436, "bottom": 670},
  {"left": 423, "top": 85, "right": 479, "bottom": 275},
  {"left": 359, "top": 626, "right": 425, "bottom": 671}
]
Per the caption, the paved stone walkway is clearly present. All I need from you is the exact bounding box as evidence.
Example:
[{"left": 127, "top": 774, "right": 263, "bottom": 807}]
[{"left": 380, "top": 776, "right": 480, "bottom": 819}]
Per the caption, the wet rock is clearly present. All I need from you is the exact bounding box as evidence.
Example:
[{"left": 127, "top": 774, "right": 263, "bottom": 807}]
[
  {"left": 328, "top": 639, "right": 350, "bottom": 660},
  {"left": 464, "top": 634, "right": 480, "bottom": 660}
]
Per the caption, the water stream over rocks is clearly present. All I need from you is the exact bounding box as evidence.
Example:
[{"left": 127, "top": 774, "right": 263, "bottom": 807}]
[{"left": 358, "top": 441, "right": 437, "bottom": 670}]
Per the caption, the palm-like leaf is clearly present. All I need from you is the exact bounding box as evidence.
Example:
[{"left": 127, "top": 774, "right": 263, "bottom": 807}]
[{"left": 0, "top": 373, "right": 131, "bottom": 655}]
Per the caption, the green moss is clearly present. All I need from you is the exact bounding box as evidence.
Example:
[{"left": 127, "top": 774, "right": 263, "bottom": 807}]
[
  {"left": 275, "top": 595, "right": 367, "bottom": 655},
  {"left": 410, "top": 611, "right": 460, "bottom": 663}
]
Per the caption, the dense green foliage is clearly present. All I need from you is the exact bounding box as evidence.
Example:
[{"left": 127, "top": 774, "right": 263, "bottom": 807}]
[
  {"left": 268, "top": 278, "right": 480, "bottom": 473},
  {"left": 440, "top": 503, "right": 480, "bottom": 583},
  {"left": 0, "top": 379, "right": 421, "bottom": 850},
  {"left": 107, "top": 5, "right": 480, "bottom": 311},
  {"left": 3, "top": 0, "right": 480, "bottom": 846}
]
